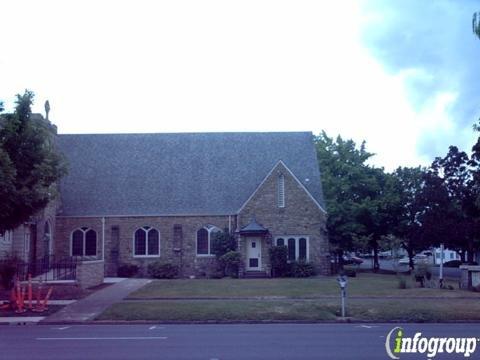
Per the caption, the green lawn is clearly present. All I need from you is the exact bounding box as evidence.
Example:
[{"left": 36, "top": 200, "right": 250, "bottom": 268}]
[
  {"left": 128, "top": 273, "right": 474, "bottom": 299},
  {"left": 97, "top": 298, "right": 480, "bottom": 322},
  {"left": 97, "top": 274, "right": 480, "bottom": 322}
]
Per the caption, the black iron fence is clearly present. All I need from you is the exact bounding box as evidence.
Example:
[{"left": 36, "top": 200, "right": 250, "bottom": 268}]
[{"left": 16, "top": 255, "right": 78, "bottom": 282}]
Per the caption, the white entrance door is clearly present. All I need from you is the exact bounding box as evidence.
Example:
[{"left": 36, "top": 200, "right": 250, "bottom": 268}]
[{"left": 246, "top": 238, "right": 262, "bottom": 270}]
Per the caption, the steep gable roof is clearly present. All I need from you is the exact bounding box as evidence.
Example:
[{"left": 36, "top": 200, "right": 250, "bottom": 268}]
[{"left": 56, "top": 132, "right": 325, "bottom": 217}]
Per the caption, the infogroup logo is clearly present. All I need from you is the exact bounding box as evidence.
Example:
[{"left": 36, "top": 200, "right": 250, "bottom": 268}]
[{"left": 385, "top": 327, "right": 478, "bottom": 359}]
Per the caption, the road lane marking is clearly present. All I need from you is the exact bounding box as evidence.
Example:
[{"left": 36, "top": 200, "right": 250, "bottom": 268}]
[
  {"left": 149, "top": 326, "right": 165, "bottom": 330},
  {"left": 357, "top": 325, "right": 377, "bottom": 329},
  {"left": 51, "top": 326, "right": 70, "bottom": 330},
  {"left": 36, "top": 337, "right": 167, "bottom": 341}
]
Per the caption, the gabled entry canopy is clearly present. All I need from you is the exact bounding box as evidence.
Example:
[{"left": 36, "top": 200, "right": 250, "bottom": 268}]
[{"left": 239, "top": 216, "right": 268, "bottom": 236}]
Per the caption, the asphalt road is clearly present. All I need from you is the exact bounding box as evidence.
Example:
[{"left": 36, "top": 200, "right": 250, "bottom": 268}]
[{"left": 1, "top": 323, "right": 479, "bottom": 360}]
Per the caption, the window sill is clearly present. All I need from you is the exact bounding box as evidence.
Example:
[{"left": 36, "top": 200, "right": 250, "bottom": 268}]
[
  {"left": 196, "top": 254, "right": 215, "bottom": 258},
  {"left": 133, "top": 255, "right": 161, "bottom": 258}
]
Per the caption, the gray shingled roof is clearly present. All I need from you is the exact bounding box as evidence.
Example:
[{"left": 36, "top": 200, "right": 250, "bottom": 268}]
[{"left": 56, "top": 132, "right": 325, "bottom": 216}]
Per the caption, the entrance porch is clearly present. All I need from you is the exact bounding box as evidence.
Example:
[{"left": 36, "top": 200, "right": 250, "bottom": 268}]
[{"left": 238, "top": 217, "right": 271, "bottom": 278}]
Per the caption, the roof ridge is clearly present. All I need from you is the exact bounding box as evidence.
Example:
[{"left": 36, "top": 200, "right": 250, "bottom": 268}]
[{"left": 57, "top": 131, "right": 313, "bottom": 136}]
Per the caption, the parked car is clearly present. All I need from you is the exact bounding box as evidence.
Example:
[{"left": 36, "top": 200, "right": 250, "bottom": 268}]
[
  {"left": 343, "top": 255, "right": 363, "bottom": 265},
  {"left": 398, "top": 254, "right": 430, "bottom": 266},
  {"left": 443, "top": 260, "right": 462, "bottom": 268}
]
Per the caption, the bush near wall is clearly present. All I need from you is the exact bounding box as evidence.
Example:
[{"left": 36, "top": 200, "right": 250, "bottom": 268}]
[
  {"left": 0, "top": 253, "right": 21, "bottom": 289},
  {"left": 117, "top": 264, "right": 139, "bottom": 278},
  {"left": 219, "top": 251, "right": 242, "bottom": 278},
  {"left": 269, "top": 246, "right": 289, "bottom": 277},
  {"left": 147, "top": 262, "right": 179, "bottom": 279},
  {"left": 0, "top": 262, "right": 16, "bottom": 290},
  {"left": 289, "top": 261, "right": 316, "bottom": 278}
]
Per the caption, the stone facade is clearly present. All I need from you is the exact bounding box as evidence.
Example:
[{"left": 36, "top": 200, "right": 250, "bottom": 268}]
[
  {"left": 76, "top": 260, "right": 105, "bottom": 289},
  {"left": 53, "top": 161, "right": 330, "bottom": 278},
  {"left": 238, "top": 161, "right": 329, "bottom": 276},
  {"left": 0, "top": 198, "right": 58, "bottom": 263},
  {"left": 55, "top": 215, "right": 234, "bottom": 277}
]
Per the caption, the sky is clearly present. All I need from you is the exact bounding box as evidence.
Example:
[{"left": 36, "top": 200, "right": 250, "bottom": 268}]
[{"left": 1, "top": 0, "right": 479, "bottom": 171}]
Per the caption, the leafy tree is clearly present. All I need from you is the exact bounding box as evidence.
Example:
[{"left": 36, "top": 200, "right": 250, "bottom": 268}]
[
  {"left": 211, "top": 229, "right": 236, "bottom": 258},
  {"left": 474, "top": 12, "right": 480, "bottom": 40},
  {"left": 391, "top": 166, "right": 428, "bottom": 268},
  {"left": 424, "top": 147, "right": 480, "bottom": 263},
  {"left": 314, "top": 131, "right": 401, "bottom": 270},
  {"left": 0, "top": 90, "right": 67, "bottom": 234}
]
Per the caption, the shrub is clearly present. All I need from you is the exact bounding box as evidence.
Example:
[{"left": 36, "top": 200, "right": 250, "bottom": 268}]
[
  {"left": 219, "top": 251, "right": 242, "bottom": 278},
  {"left": 413, "top": 264, "right": 432, "bottom": 288},
  {"left": 117, "top": 264, "right": 139, "bottom": 278},
  {"left": 290, "top": 261, "right": 316, "bottom": 278},
  {"left": 0, "top": 253, "right": 20, "bottom": 290},
  {"left": 211, "top": 229, "right": 236, "bottom": 258},
  {"left": 397, "top": 276, "right": 407, "bottom": 289},
  {"left": 0, "top": 261, "right": 17, "bottom": 290},
  {"left": 269, "top": 246, "right": 289, "bottom": 277},
  {"left": 344, "top": 268, "right": 356, "bottom": 277},
  {"left": 147, "top": 262, "right": 179, "bottom": 279}
]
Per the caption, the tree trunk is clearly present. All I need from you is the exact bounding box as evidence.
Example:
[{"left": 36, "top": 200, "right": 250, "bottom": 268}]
[
  {"left": 372, "top": 242, "right": 380, "bottom": 272},
  {"left": 337, "top": 248, "right": 344, "bottom": 272},
  {"left": 467, "top": 242, "right": 475, "bottom": 264},
  {"left": 407, "top": 247, "right": 415, "bottom": 270}
]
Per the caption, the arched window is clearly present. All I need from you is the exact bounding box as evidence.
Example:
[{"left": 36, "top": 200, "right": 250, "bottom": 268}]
[
  {"left": 277, "top": 174, "right": 285, "bottom": 208},
  {"left": 299, "top": 238, "right": 307, "bottom": 261},
  {"left": 71, "top": 227, "right": 97, "bottom": 256},
  {"left": 287, "top": 238, "right": 296, "bottom": 261},
  {"left": 196, "top": 228, "right": 209, "bottom": 255},
  {"left": 134, "top": 226, "right": 160, "bottom": 257},
  {"left": 196, "top": 225, "right": 222, "bottom": 256}
]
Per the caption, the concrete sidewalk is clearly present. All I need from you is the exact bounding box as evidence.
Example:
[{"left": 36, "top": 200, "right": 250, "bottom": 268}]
[{"left": 42, "top": 278, "right": 151, "bottom": 323}]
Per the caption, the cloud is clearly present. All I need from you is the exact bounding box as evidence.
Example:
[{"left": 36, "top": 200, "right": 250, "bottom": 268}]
[{"left": 360, "top": 0, "right": 480, "bottom": 159}]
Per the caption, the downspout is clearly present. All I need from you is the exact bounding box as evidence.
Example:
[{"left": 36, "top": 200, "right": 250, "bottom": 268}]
[
  {"left": 228, "top": 215, "right": 231, "bottom": 234},
  {"left": 101, "top": 217, "right": 105, "bottom": 261}
]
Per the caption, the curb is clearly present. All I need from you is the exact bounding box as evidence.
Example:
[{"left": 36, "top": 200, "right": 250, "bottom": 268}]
[
  {"left": 124, "top": 296, "right": 480, "bottom": 301},
  {"left": 0, "top": 318, "right": 45, "bottom": 325},
  {"left": 29, "top": 319, "right": 480, "bottom": 326}
]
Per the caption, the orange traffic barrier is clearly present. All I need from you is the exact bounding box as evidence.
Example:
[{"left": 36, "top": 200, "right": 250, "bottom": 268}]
[
  {"left": 27, "top": 274, "right": 33, "bottom": 310},
  {"left": 32, "top": 286, "right": 53, "bottom": 313},
  {"left": 36, "top": 281, "right": 42, "bottom": 306},
  {"left": 10, "top": 287, "right": 16, "bottom": 310},
  {"left": 15, "top": 279, "right": 26, "bottom": 314},
  {"left": 42, "top": 287, "right": 53, "bottom": 310}
]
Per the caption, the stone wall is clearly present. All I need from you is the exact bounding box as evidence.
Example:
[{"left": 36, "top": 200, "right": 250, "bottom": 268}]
[
  {"left": 460, "top": 265, "right": 480, "bottom": 290},
  {"left": 239, "top": 161, "right": 330, "bottom": 275},
  {"left": 0, "top": 230, "right": 13, "bottom": 258},
  {"left": 77, "top": 260, "right": 104, "bottom": 289},
  {"left": 33, "top": 199, "right": 60, "bottom": 261},
  {"left": 54, "top": 162, "right": 330, "bottom": 278},
  {"left": 56, "top": 215, "right": 233, "bottom": 277}
]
